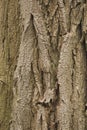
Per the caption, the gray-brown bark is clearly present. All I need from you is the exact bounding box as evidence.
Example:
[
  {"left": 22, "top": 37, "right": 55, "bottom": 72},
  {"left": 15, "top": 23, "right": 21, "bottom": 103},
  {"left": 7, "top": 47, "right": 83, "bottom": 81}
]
[{"left": 0, "top": 0, "right": 87, "bottom": 130}]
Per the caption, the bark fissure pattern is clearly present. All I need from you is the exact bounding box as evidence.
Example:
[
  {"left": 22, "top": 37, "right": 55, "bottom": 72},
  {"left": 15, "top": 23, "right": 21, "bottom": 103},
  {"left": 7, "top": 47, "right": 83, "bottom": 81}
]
[{"left": 0, "top": 0, "right": 87, "bottom": 130}]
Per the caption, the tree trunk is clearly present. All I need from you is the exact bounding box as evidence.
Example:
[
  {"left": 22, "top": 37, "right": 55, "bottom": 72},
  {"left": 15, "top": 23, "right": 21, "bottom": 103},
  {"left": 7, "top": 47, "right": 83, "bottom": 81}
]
[{"left": 0, "top": 0, "right": 87, "bottom": 130}]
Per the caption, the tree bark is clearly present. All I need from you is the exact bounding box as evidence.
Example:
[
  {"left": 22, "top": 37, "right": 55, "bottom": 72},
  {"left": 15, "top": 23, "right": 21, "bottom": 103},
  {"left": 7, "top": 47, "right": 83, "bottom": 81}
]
[{"left": 0, "top": 0, "right": 87, "bottom": 130}]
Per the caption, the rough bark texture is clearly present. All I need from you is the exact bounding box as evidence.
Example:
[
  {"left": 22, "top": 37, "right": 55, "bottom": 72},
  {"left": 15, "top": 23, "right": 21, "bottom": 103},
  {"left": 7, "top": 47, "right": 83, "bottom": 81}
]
[{"left": 0, "top": 0, "right": 87, "bottom": 130}]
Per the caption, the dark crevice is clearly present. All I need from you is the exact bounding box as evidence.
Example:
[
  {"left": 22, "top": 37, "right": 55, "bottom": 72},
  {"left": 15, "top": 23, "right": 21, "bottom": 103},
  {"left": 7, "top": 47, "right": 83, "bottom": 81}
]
[
  {"left": 71, "top": 48, "right": 76, "bottom": 130},
  {"left": 76, "top": 20, "right": 82, "bottom": 40}
]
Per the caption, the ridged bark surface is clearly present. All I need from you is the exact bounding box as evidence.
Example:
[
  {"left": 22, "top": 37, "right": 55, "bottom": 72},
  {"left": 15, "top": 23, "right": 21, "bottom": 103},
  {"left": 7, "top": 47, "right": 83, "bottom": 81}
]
[{"left": 0, "top": 0, "right": 87, "bottom": 130}]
